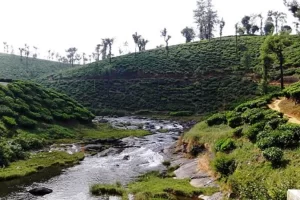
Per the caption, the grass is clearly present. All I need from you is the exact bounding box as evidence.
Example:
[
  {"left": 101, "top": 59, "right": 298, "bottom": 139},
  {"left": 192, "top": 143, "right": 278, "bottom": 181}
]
[
  {"left": 76, "top": 124, "right": 149, "bottom": 140},
  {"left": 90, "top": 184, "right": 126, "bottom": 196},
  {"left": 183, "top": 121, "right": 234, "bottom": 146},
  {"left": 0, "top": 151, "right": 84, "bottom": 181},
  {"left": 90, "top": 171, "right": 219, "bottom": 200},
  {"left": 127, "top": 172, "right": 219, "bottom": 199}
]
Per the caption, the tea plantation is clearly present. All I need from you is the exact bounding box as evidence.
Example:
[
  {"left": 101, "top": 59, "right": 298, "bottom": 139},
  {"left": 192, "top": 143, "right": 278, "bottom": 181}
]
[
  {"left": 0, "top": 53, "right": 75, "bottom": 80},
  {"left": 0, "top": 80, "right": 94, "bottom": 167},
  {"left": 39, "top": 35, "right": 300, "bottom": 114}
]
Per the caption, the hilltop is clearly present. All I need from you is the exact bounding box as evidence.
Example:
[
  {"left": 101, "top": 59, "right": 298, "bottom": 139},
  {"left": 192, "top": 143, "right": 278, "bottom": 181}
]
[
  {"left": 0, "top": 53, "right": 76, "bottom": 80},
  {"left": 39, "top": 35, "right": 300, "bottom": 115}
]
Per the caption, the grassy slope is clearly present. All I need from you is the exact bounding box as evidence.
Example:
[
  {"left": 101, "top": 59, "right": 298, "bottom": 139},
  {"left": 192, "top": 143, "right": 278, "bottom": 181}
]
[
  {"left": 0, "top": 53, "right": 75, "bottom": 80},
  {"left": 182, "top": 88, "right": 300, "bottom": 199},
  {"left": 39, "top": 35, "right": 300, "bottom": 114}
]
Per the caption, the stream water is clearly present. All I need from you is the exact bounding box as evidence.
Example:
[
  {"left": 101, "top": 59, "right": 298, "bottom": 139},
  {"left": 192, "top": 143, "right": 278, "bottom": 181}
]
[{"left": 0, "top": 117, "right": 184, "bottom": 200}]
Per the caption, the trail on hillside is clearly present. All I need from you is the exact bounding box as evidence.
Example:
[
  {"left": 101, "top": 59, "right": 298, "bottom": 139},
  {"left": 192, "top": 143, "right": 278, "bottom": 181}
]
[{"left": 268, "top": 98, "right": 300, "bottom": 125}]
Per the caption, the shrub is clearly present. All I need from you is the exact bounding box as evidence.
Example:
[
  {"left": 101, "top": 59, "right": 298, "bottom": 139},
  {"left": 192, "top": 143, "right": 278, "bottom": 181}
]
[
  {"left": 213, "top": 154, "right": 236, "bottom": 177},
  {"left": 13, "top": 133, "right": 46, "bottom": 151},
  {"left": 228, "top": 116, "right": 243, "bottom": 128},
  {"left": 245, "top": 122, "right": 265, "bottom": 141},
  {"left": 2, "top": 116, "right": 17, "bottom": 127},
  {"left": 232, "top": 127, "right": 243, "bottom": 138},
  {"left": 206, "top": 113, "right": 226, "bottom": 126},
  {"left": 241, "top": 108, "right": 264, "bottom": 124},
  {"left": 257, "top": 136, "right": 276, "bottom": 149},
  {"left": 18, "top": 116, "right": 37, "bottom": 129},
  {"left": 215, "top": 138, "right": 236, "bottom": 152},
  {"left": 279, "top": 123, "right": 300, "bottom": 140},
  {"left": 262, "top": 147, "right": 283, "bottom": 164},
  {"left": 45, "top": 125, "right": 74, "bottom": 139},
  {"left": 0, "top": 105, "right": 17, "bottom": 117},
  {"left": 169, "top": 111, "right": 193, "bottom": 117},
  {"left": 265, "top": 118, "right": 288, "bottom": 130}
]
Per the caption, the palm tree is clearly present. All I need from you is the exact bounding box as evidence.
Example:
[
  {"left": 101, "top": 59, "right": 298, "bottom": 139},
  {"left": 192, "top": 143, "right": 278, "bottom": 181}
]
[{"left": 161, "top": 28, "right": 171, "bottom": 54}]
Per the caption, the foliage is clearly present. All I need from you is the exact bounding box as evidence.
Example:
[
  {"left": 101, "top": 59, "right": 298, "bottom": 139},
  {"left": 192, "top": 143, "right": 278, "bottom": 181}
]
[
  {"left": 169, "top": 111, "right": 193, "bottom": 117},
  {"left": 214, "top": 138, "right": 236, "bottom": 152},
  {"left": 206, "top": 113, "right": 226, "bottom": 126},
  {"left": 213, "top": 153, "right": 236, "bottom": 177},
  {"left": 262, "top": 147, "right": 283, "bottom": 164}
]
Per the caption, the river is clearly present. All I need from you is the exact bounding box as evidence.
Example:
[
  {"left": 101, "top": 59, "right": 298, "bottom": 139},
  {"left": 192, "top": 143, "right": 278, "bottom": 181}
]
[{"left": 0, "top": 116, "right": 184, "bottom": 200}]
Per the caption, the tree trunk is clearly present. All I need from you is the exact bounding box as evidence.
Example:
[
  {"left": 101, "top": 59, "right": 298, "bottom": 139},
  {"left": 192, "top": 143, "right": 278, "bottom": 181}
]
[{"left": 280, "top": 54, "right": 284, "bottom": 90}]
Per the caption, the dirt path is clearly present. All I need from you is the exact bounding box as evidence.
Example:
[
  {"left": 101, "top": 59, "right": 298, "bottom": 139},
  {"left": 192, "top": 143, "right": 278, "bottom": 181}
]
[{"left": 268, "top": 98, "right": 300, "bottom": 125}]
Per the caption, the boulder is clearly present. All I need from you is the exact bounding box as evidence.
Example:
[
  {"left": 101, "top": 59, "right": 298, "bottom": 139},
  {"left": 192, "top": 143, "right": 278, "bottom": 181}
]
[
  {"left": 28, "top": 187, "right": 53, "bottom": 196},
  {"left": 123, "top": 155, "right": 130, "bottom": 160}
]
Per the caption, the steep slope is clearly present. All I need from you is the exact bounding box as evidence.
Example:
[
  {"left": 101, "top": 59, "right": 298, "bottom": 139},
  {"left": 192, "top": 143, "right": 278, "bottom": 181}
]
[
  {"left": 40, "top": 35, "right": 300, "bottom": 114},
  {"left": 0, "top": 80, "right": 94, "bottom": 167},
  {"left": 0, "top": 53, "right": 76, "bottom": 80}
]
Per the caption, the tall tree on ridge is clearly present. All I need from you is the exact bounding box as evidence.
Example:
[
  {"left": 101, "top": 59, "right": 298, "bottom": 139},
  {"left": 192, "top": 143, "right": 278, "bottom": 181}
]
[
  {"left": 19, "top": 48, "right": 25, "bottom": 61},
  {"left": 261, "top": 32, "right": 293, "bottom": 90},
  {"left": 268, "top": 11, "right": 287, "bottom": 33},
  {"left": 241, "top": 16, "right": 252, "bottom": 34},
  {"left": 66, "top": 47, "right": 78, "bottom": 67},
  {"left": 284, "top": 0, "right": 300, "bottom": 21},
  {"left": 3, "top": 42, "right": 7, "bottom": 53},
  {"left": 219, "top": 18, "right": 225, "bottom": 40},
  {"left": 104, "top": 38, "right": 114, "bottom": 63},
  {"left": 181, "top": 27, "right": 196, "bottom": 43},
  {"left": 161, "top": 28, "right": 171, "bottom": 54},
  {"left": 101, "top": 39, "right": 109, "bottom": 60},
  {"left": 95, "top": 44, "right": 102, "bottom": 61},
  {"left": 194, "top": 0, "right": 218, "bottom": 40},
  {"left": 132, "top": 32, "right": 141, "bottom": 55}
]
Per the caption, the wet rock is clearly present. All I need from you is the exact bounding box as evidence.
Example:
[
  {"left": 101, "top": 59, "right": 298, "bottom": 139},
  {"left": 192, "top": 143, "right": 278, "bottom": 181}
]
[
  {"left": 123, "top": 155, "right": 130, "bottom": 160},
  {"left": 84, "top": 144, "right": 104, "bottom": 151},
  {"left": 28, "top": 187, "right": 53, "bottom": 196},
  {"left": 98, "top": 119, "right": 109, "bottom": 123}
]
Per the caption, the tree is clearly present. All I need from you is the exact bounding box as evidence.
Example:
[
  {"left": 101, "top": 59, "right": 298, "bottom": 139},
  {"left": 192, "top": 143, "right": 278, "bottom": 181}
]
[
  {"left": 66, "top": 47, "right": 78, "bottom": 67},
  {"left": 10, "top": 45, "right": 14, "bottom": 54},
  {"left": 82, "top": 53, "right": 88, "bottom": 65},
  {"left": 241, "top": 16, "right": 252, "bottom": 34},
  {"left": 33, "top": 46, "right": 38, "bottom": 58},
  {"left": 101, "top": 39, "right": 109, "bottom": 60},
  {"left": 161, "top": 28, "right": 171, "bottom": 53},
  {"left": 19, "top": 48, "right": 25, "bottom": 61},
  {"left": 104, "top": 38, "right": 114, "bottom": 63},
  {"left": 132, "top": 32, "right": 141, "bottom": 55},
  {"left": 75, "top": 54, "right": 81, "bottom": 64},
  {"left": 281, "top": 25, "right": 292, "bottom": 33},
  {"left": 48, "top": 50, "right": 51, "bottom": 60},
  {"left": 268, "top": 11, "right": 287, "bottom": 33},
  {"left": 256, "top": 14, "right": 265, "bottom": 35},
  {"left": 219, "top": 18, "right": 225, "bottom": 40},
  {"left": 194, "top": 0, "right": 218, "bottom": 40},
  {"left": 293, "top": 21, "right": 300, "bottom": 33},
  {"left": 264, "top": 21, "right": 275, "bottom": 35},
  {"left": 261, "top": 32, "right": 293, "bottom": 90},
  {"left": 284, "top": 0, "right": 300, "bottom": 21},
  {"left": 138, "top": 39, "right": 149, "bottom": 51},
  {"left": 251, "top": 25, "right": 260, "bottom": 34},
  {"left": 88, "top": 55, "right": 92, "bottom": 63},
  {"left": 181, "top": 27, "right": 196, "bottom": 43},
  {"left": 94, "top": 44, "right": 102, "bottom": 61}
]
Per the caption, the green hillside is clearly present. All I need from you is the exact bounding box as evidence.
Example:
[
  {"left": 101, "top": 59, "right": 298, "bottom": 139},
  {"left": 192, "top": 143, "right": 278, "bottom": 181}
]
[
  {"left": 39, "top": 35, "right": 300, "bottom": 114},
  {"left": 182, "top": 84, "right": 300, "bottom": 199},
  {"left": 0, "top": 53, "right": 75, "bottom": 80},
  {"left": 0, "top": 81, "right": 94, "bottom": 167}
]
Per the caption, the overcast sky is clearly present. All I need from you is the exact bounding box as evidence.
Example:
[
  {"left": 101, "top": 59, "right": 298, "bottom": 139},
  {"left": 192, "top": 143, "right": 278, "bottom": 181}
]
[{"left": 0, "top": 0, "right": 296, "bottom": 60}]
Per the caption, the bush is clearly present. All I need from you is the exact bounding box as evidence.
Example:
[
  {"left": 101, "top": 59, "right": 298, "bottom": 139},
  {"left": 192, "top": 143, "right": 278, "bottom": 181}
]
[
  {"left": 263, "top": 147, "right": 283, "bottom": 164},
  {"left": 206, "top": 113, "right": 226, "bottom": 126},
  {"left": 2, "top": 116, "right": 17, "bottom": 127},
  {"left": 257, "top": 136, "right": 276, "bottom": 149},
  {"left": 228, "top": 116, "right": 243, "bottom": 128},
  {"left": 0, "top": 105, "right": 17, "bottom": 117},
  {"left": 213, "top": 154, "right": 236, "bottom": 177},
  {"left": 241, "top": 108, "right": 264, "bottom": 125},
  {"left": 245, "top": 122, "right": 265, "bottom": 141},
  {"left": 45, "top": 125, "right": 75, "bottom": 139},
  {"left": 169, "top": 111, "right": 193, "bottom": 117},
  {"left": 18, "top": 116, "right": 37, "bottom": 129},
  {"left": 279, "top": 123, "right": 300, "bottom": 140},
  {"left": 215, "top": 138, "right": 236, "bottom": 152},
  {"left": 13, "top": 133, "right": 46, "bottom": 151},
  {"left": 232, "top": 127, "right": 243, "bottom": 138},
  {"left": 265, "top": 118, "right": 288, "bottom": 130}
]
